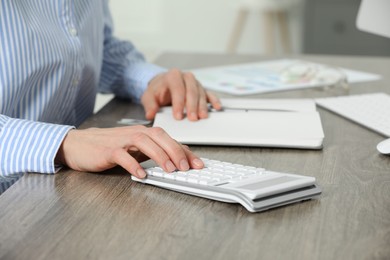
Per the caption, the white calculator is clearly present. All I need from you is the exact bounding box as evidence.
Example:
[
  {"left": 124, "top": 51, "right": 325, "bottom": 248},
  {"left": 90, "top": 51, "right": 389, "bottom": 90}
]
[{"left": 132, "top": 158, "right": 321, "bottom": 212}]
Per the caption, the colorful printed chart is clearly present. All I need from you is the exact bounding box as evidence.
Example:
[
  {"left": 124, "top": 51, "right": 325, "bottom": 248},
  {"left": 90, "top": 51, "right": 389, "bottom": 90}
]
[{"left": 191, "top": 59, "right": 381, "bottom": 95}]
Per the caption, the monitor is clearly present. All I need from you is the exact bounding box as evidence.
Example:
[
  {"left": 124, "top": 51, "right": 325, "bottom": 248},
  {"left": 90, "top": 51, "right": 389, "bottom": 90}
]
[{"left": 356, "top": 0, "right": 390, "bottom": 38}]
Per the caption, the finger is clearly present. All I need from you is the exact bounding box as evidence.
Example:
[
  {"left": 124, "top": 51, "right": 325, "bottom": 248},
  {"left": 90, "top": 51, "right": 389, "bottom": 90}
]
[
  {"left": 183, "top": 72, "right": 200, "bottom": 121},
  {"left": 197, "top": 85, "right": 209, "bottom": 119},
  {"left": 129, "top": 130, "right": 180, "bottom": 172},
  {"left": 144, "top": 127, "right": 190, "bottom": 171},
  {"left": 206, "top": 91, "right": 222, "bottom": 110},
  {"left": 167, "top": 69, "right": 186, "bottom": 120},
  {"left": 116, "top": 124, "right": 190, "bottom": 173},
  {"left": 110, "top": 148, "right": 147, "bottom": 178},
  {"left": 141, "top": 92, "right": 160, "bottom": 120},
  {"left": 182, "top": 145, "right": 204, "bottom": 169}
]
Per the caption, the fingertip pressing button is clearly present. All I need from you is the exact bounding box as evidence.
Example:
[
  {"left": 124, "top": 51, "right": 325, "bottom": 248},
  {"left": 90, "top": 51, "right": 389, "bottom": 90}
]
[
  {"left": 165, "top": 160, "right": 176, "bottom": 172},
  {"left": 192, "top": 158, "right": 204, "bottom": 168},
  {"left": 137, "top": 169, "right": 146, "bottom": 178},
  {"left": 180, "top": 159, "right": 190, "bottom": 171}
]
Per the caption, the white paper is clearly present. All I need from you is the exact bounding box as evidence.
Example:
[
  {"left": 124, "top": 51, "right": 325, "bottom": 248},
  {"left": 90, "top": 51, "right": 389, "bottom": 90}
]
[{"left": 191, "top": 59, "right": 381, "bottom": 95}]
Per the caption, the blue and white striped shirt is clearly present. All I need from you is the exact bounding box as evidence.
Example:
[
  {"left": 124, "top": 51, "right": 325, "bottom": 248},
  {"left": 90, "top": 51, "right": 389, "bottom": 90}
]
[{"left": 0, "top": 0, "right": 165, "bottom": 192}]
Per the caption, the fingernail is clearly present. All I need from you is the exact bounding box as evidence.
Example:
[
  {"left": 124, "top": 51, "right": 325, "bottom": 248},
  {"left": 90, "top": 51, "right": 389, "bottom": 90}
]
[
  {"left": 165, "top": 160, "right": 176, "bottom": 172},
  {"left": 193, "top": 158, "right": 204, "bottom": 168},
  {"left": 190, "top": 112, "right": 198, "bottom": 120},
  {"left": 137, "top": 169, "right": 146, "bottom": 178},
  {"left": 180, "top": 159, "right": 190, "bottom": 171},
  {"left": 175, "top": 112, "right": 183, "bottom": 120},
  {"left": 200, "top": 110, "right": 208, "bottom": 119}
]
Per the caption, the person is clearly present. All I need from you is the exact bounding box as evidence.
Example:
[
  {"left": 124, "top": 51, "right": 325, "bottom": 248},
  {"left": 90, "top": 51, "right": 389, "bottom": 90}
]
[{"left": 0, "top": 1, "right": 221, "bottom": 193}]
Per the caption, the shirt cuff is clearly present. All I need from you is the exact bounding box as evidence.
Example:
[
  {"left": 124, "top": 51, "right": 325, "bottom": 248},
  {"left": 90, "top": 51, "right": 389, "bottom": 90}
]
[{"left": 0, "top": 116, "right": 74, "bottom": 176}]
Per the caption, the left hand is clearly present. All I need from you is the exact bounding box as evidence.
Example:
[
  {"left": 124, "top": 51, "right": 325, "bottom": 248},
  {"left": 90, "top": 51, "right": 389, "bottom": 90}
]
[{"left": 141, "top": 69, "right": 222, "bottom": 121}]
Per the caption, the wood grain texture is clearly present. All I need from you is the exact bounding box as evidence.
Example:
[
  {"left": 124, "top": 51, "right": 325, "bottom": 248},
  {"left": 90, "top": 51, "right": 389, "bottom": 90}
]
[{"left": 0, "top": 53, "right": 389, "bottom": 260}]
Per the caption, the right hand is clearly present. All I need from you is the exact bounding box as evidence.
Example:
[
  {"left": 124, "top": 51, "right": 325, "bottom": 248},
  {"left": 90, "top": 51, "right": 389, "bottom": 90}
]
[
  {"left": 55, "top": 126, "right": 204, "bottom": 178},
  {"left": 141, "top": 69, "right": 222, "bottom": 121}
]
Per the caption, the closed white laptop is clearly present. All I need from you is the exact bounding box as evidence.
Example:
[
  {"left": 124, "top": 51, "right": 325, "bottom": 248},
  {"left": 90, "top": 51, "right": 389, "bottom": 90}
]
[{"left": 153, "top": 98, "right": 324, "bottom": 149}]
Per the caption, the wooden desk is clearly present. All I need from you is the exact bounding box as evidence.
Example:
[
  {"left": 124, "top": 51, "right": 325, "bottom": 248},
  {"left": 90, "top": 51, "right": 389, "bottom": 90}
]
[{"left": 0, "top": 53, "right": 389, "bottom": 260}]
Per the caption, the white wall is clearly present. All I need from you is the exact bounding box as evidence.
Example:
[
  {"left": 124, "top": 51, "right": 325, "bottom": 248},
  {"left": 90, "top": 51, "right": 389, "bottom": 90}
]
[
  {"left": 109, "top": 0, "right": 304, "bottom": 61},
  {"left": 95, "top": 0, "right": 304, "bottom": 112}
]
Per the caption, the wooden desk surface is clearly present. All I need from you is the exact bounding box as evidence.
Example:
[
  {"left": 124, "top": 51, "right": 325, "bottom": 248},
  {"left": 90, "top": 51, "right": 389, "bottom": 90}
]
[{"left": 0, "top": 53, "right": 389, "bottom": 260}]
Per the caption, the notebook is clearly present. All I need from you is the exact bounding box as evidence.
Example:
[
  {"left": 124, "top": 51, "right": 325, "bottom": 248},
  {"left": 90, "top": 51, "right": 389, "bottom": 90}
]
[{"left": 153, "top": 98, "right": 324, "bottom": 149}]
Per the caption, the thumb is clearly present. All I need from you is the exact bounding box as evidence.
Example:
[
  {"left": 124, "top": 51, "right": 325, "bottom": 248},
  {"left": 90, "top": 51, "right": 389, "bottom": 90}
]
[{"left": 141, "top": 92, "right": 160, "bottom": 120}]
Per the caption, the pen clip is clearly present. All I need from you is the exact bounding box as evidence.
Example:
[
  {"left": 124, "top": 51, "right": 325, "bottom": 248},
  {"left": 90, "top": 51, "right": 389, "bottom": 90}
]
[
  {"left": 209, "top": 106, "right": 291, "bottom": 112},
  {"left": 117, "top": 118, "right": 151, "bottom": 126}
]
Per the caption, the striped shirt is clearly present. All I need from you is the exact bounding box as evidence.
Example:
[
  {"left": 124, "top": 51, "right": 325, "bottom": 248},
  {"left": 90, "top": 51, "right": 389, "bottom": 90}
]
[{"left": 0, "top": 0, "right": 165, "bottom": 193}]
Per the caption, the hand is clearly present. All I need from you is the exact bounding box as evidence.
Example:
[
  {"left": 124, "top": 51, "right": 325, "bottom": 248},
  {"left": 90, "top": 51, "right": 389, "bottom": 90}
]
[
  {"left": 55, "top": 126, "right": 204, "bottom": 178},
  {"left": 141, "top": 68, "right": 222, "bottom": 121}
]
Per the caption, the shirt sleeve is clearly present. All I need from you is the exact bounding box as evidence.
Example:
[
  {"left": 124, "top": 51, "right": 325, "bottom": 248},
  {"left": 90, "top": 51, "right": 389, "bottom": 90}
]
[
  {"left": 0, "top": 115, "right": 74, "bottom": 178},
  {"left": 98, "top": 1, "right": 166, "bottom": 102}
]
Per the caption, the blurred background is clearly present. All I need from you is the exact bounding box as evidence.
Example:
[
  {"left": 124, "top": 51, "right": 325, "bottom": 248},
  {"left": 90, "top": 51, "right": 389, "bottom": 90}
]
[
  {"left": 108, "top": 0, "right": 304, "bottom": 60},
  {"left": 96, "top": 0, "right": 390, "bottom": 112}
]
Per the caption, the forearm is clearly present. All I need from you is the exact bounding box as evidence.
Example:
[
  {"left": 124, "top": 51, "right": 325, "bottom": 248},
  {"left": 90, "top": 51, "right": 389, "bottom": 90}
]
[
  {"left": 98, "top": 1, "right": 166, "bottom": 102},
  {"left": 98, "top": 39, "right": 166, "bottom": 102}
]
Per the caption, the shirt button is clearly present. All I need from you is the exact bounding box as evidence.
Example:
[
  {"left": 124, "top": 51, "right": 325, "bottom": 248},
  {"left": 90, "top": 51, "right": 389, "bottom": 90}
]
[
  {"left": 69, "top": 28, "right": 78, "bottom": 37},
  {"left": 72, "top": 79, "right": 79, "bottom": 86}
]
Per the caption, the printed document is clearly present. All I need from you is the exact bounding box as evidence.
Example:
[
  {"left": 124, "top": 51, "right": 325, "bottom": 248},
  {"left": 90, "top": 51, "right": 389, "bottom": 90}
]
[{"left": 191, "top": 59, "right": 381, "bottom": 95}]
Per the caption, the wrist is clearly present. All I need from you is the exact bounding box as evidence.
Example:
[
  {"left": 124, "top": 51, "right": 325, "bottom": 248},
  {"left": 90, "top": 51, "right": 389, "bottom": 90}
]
[{"left": 55, "top": 129, "right": 74, "bottom": 166}]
